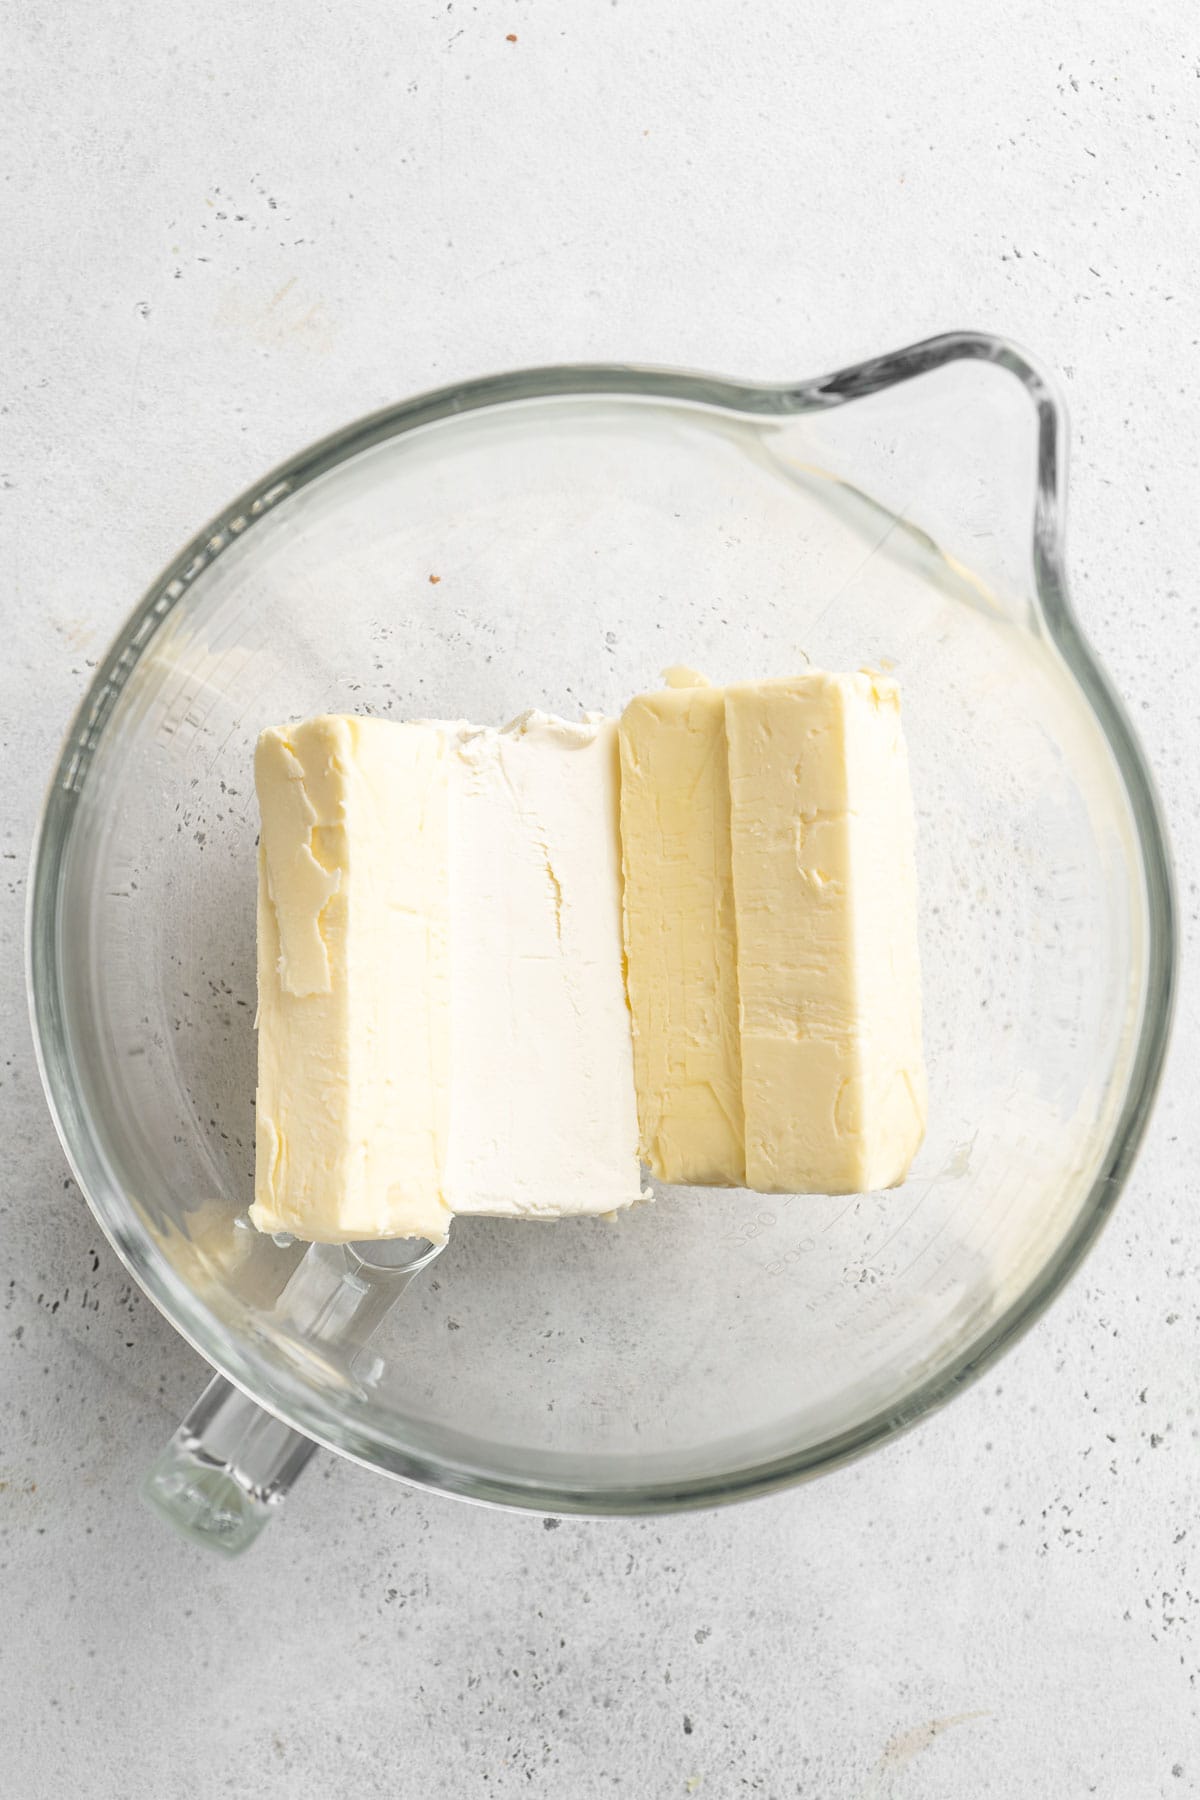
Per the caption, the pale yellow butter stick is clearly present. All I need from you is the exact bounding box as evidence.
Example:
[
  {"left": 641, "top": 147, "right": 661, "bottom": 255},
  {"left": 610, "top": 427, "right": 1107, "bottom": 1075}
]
[
  {"left": 251, "top": 715, "right": 454, "bottom": 1243},
  {"left": 618, "top": 682, "right": 746, "bottom": 1185},
  {"left": 724, "top": 672, "right": 926, "bottom": 1194}
]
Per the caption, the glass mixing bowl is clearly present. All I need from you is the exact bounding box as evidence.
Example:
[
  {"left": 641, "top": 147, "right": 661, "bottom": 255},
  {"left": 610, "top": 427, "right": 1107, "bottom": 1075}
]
[{"left": 28, "top": 333, "right": 1175, "bottom": 1552}]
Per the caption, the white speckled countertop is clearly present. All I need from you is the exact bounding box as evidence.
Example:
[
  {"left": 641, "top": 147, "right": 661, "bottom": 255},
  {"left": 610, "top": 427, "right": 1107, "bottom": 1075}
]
[{"left": 3, "top": 3, "right": 1197, "bottom": 1794}]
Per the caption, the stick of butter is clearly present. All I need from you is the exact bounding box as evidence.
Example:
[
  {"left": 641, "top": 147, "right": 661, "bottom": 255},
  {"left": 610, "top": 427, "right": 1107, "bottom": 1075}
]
[
  {"left": 251, "top": 715, "right": 454, "bottom": 1243},
  {"left": 726, "top": 672, "right": 926, "bottom": 1194},
  {"left": 618, "top": 685, "right": 745, "bottom": 1185},
  {"left": 619, "top": 671, "right": 926, "bottom": 1195}
]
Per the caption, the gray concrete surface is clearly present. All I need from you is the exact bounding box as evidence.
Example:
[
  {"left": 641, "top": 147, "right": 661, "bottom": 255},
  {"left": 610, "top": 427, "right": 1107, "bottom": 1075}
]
[{"left": 2, "top": 1, "right": 1198, "bottom": 1794}]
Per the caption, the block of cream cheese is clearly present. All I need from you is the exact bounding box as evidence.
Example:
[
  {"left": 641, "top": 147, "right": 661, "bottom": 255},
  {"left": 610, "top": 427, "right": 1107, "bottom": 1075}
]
[
  {"left": 618, "top": 681, "right": 745, "bottom": 1184},
  {"left": 445, "top": 712, "right": 643, "bottom": 1218},
  {"left": 251, "top": 715, "right": 454, "bottom": 1243},
  {"left": 725, "top": 671, "right": 926, "bottom": 1193},
  {"left": 252, "top": 710, "right": 642, "bottom": 1242}
]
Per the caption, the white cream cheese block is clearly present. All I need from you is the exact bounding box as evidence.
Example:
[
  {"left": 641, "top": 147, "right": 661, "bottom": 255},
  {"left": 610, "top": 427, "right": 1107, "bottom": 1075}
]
[{"left": 445, "top": 712, "right": 643, "bottom": 1219}]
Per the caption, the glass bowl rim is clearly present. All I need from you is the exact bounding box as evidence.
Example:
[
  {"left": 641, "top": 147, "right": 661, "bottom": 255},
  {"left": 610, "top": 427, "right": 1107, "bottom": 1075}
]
[{"left": 26, "top": 330, "right": 1178, "bottom": 1514}]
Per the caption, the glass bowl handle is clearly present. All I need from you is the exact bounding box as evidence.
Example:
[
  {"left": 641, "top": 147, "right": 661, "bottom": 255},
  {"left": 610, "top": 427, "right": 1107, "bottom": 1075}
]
[
  {"left": 142, "top": 1374, "right": 315, "bottom": 1555},
  {"left": 141, "top": 1235, "right": 445, "bottom": 1554}
]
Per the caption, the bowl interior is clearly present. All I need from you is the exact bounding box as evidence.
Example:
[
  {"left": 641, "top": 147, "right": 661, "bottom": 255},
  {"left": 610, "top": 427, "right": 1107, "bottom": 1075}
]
[{"left": 37, "top": 361, "right": 1154, "bottom": 1504}]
